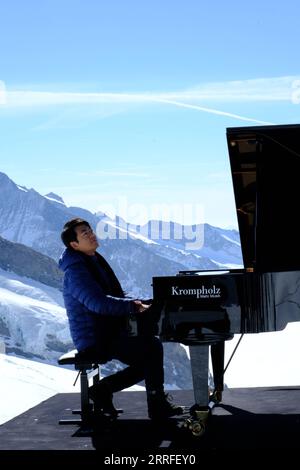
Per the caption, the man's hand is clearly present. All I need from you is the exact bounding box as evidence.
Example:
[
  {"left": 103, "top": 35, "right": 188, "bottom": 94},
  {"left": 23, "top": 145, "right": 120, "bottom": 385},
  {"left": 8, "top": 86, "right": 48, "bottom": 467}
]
[{"left": 133, "top": 300, "right": 152, "bottom": 313}]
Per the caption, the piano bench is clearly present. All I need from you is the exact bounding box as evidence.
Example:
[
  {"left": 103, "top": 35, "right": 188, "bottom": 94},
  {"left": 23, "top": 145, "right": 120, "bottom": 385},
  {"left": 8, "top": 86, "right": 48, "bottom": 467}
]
[{"left": 58, "top": 349, "right": 106, "bottom": 427}]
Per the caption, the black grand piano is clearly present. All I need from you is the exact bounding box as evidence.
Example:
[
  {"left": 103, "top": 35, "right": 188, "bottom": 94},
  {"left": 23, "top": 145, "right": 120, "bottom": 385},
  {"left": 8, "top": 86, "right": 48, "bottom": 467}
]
[{"left": 150, "top": 124, "right": 300, "bottom": 434}]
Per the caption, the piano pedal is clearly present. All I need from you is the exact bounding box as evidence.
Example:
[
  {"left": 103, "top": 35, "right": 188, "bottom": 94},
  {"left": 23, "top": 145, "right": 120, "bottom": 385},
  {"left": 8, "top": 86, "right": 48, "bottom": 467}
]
[
  {"left": 209, "top": 390, "right": 222, "bottom": 404},
  {"left": 179, "top": 405, "right": 191, "bottom": 414}
]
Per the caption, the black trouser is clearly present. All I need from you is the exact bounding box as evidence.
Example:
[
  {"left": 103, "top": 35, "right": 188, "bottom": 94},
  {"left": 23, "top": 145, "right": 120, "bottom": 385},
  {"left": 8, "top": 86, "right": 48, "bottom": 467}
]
[{"left": 102, "top": 335, "right": 164, "bottom": 393}]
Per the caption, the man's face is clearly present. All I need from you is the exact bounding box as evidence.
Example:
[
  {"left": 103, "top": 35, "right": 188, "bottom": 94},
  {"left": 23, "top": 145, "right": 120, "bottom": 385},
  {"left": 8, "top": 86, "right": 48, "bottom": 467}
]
[{"left": 70, "top": 224, "right": 99, "bottom": 255}]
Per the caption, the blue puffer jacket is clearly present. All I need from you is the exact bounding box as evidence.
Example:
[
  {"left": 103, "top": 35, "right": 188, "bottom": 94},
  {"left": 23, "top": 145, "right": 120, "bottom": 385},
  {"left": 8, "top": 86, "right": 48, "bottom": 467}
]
[{"left": 58, "top": 248, "right": 134, "bottom": 353}]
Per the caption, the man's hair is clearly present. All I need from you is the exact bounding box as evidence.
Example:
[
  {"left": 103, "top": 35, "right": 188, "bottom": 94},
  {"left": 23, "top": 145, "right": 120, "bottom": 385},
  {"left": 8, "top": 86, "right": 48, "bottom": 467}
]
[{"left": 61, "top": 218, "right": 91, "bottom": 248}]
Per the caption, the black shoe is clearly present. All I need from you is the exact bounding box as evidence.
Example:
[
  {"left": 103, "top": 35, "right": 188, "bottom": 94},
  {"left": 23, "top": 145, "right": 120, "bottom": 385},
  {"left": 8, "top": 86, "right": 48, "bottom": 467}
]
[
  {"left": 89, "top": 382, "right": 119, "bottom": 417},
  {"left": 147, "top": 391, "right": 184, "bottom": 420}
]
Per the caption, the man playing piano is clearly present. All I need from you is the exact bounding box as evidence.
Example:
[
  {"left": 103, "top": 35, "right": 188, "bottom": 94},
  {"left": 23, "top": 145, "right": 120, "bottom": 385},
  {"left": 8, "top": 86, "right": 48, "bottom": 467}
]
[{"left": 59, "top": 217, "right": 183, "bottom": 419}]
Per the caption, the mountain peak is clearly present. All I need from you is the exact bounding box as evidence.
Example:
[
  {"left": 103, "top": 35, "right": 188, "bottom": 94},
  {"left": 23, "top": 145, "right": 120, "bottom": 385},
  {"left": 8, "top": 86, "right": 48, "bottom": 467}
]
[
  {"left": 0, "top": 172, "right": 15, "bottom": 186},
  {"left": 44, "top": 192, "right": 65, "bottom": 204},
  {"left": 0, "top": 171, "right": 9, "bottom": 180}
]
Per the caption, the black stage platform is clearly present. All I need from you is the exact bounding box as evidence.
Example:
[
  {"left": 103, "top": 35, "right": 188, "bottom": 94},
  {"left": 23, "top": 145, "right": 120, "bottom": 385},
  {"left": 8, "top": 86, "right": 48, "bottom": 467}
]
[{"left": 0, "top": 387, "right": 300, "bottom": 455}]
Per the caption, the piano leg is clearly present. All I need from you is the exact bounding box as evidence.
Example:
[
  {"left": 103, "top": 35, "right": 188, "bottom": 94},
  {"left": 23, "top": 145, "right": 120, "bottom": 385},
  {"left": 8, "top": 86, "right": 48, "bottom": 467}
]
[
  {"left": 185, "top": 343, "right": 225, "bottom": 436},
  {"left": 189, "top": 345, "right": 209, "bottom": 407},
  {"left": 186, "top": 345, "right": 211, "bottom": 437}
]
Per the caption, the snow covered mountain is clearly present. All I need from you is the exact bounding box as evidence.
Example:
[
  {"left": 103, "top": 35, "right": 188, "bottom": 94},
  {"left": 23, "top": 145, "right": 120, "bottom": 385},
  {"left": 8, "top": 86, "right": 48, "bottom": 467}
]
[
  {"left": 134, "top": 219, "right": 242, "bottom": 267},
  {"left": 0, "top": 171, "right": 242, "bottom": 298},
  {"left": 0, "top": 171, "right": 101, "bottom": 260}
]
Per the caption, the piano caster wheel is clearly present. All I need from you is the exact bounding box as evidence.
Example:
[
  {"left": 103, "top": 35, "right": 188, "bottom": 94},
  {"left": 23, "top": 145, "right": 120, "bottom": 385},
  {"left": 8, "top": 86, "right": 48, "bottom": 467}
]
[
  {"left": 183, "top": 406, "right": 210, "bottom": 438},
  {"left": 183, "top": 418, "right": 205, "bottom": 437}
]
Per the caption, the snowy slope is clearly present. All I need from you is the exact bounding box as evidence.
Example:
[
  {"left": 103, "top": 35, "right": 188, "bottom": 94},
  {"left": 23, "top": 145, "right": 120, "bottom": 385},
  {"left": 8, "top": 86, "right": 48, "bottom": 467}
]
[
  {"left": 0, "top": 353, "right": 79, "bottom": 425},
  {"left": 0, "top": 353, "right": 144, "bottom": 425},
  {"left": 0, "top": 267, "right": 72, "bottom": 361},
  {"left": 223, "top": 322, "right": 300, "bottom": 388}
]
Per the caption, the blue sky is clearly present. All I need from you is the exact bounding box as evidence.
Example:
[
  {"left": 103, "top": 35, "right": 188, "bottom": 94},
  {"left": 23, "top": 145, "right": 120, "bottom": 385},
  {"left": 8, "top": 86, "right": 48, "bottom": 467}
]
[{"left": 0, "top": 0, "right": 300, "bottom": 227}]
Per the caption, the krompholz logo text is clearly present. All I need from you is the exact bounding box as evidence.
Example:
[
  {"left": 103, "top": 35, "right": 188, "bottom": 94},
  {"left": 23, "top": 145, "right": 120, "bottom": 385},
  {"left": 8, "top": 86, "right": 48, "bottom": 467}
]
[{"left": 171, "top": 285, "right": 221, "bottom": 299}]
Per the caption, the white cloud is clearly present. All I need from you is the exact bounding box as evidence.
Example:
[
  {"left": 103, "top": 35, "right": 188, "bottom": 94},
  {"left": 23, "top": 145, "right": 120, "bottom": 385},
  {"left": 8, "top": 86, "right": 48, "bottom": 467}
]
[
  {"left": 185, "top": 76, "right": 299, "bottom": 102},
  {"left": 3, "top": 75, "right": 299, "bottom": 125},
  {"left": 153, "top": 98, "right": 274, "bottom": 125},
  {"left": 5, "top": 75, "right": 299, "bottom": 107}
]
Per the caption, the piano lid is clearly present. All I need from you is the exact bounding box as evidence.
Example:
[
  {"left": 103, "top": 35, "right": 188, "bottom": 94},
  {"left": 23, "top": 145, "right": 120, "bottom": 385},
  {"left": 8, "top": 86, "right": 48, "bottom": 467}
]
[{"left": 226, "top": 124, "right": 300, "bottom": 272}]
